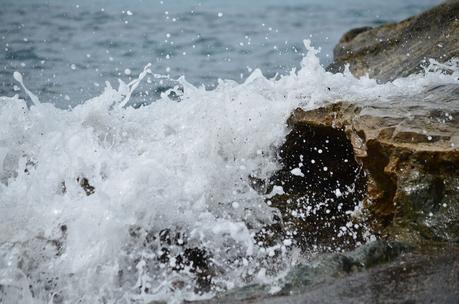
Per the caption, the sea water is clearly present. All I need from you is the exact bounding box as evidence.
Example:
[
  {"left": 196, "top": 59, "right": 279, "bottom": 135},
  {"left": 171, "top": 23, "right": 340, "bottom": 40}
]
[
  {"left": 0, "top": 0, "right": 441, "bottom": 105},
  {"left": 0, "top": 0, "right": 457, "bottom": 303}
]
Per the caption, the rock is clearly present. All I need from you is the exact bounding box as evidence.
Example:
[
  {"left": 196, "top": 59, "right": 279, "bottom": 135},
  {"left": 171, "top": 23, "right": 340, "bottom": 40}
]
[
  {"left": 76, "top": 176, "right": 95, "bottom": 196},
  {"left": 282, "top": 245, "right": 459, "bottom": 304},
  {"left": 196, "top": 240, "right": 413, "bottom": 304},
  {"left": 257, "top": 84, "right": 459, "bottom": 249},
  {"left": 284, "top": 84, "right": 459, "bottom": 244},
  {"left": 197, "top": 243, "right": 459, "bottom": 304},
  {"left": 124, "top": 226, "right": 216, "bottom": 294},
  {"left": 282, "top": 240, "right": 413, "bottom": 292},
  {"left": 327, "top": 0, "right": 459, "bottom": 82}
]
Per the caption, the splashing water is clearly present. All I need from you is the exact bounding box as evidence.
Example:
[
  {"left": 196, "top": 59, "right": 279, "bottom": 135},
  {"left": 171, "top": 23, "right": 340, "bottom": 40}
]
[{"left": 0, "top": 41, "right": 458, "bottom": 303}]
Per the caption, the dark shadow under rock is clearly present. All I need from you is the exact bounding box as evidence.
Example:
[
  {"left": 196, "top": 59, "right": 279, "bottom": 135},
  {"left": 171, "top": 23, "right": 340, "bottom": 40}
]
[{"left": 257, "top": 118, "right": 367, "bottom": 251}]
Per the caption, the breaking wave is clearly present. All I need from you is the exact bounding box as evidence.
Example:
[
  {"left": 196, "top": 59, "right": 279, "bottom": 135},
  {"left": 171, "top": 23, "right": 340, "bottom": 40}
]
[{"left": 0, "top": 41, "right": 458, "bottom": 303}]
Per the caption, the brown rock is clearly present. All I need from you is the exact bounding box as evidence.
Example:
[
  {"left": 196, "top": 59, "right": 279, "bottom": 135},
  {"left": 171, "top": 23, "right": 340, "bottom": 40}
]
[
  {"left": 327, "top": 0, "right": 459, "bottom": 82},
  {"left": 284, "top": 84, "right": 459, "bottom": 243}
]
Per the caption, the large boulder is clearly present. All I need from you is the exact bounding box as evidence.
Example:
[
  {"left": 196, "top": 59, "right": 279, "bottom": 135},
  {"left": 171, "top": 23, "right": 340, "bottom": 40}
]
[
  {"left": 327, "top": 0, "right": 459, "bottom": 82},
  {"left": 282, "top": 84, "right": 459, "bottom": 244}
]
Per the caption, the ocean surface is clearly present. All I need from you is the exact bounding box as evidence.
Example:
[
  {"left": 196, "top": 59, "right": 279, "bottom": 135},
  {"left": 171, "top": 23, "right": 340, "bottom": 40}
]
[
  {"left": 0, "top": 0, "right": 441, "bottom": 107},
  {"left": 1, "top": 1, "right": 457, "bottom": 304}
]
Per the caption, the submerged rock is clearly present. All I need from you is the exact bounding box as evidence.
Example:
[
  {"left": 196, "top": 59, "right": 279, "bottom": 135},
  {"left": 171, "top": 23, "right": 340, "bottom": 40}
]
[
  {"left": 200, "top": 241, "right": 412, "bottom": 303},
  {"left": 123, "top": 226, "right": 216, "bottom": 295},
  {"left": 327, "top": 0, "right": 459, "bottom": 82},
  {"left": 199, "top": 243, "right": 459, "bottom": 304},
  {"left": 76, "top": 176, "right": 95, "bottom": 196},
  {"left": 285, "top": 84, "right": 459, "bottom": 243}
]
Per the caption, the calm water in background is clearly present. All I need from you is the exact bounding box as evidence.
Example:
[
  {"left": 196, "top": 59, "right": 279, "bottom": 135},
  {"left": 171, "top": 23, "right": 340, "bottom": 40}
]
[{"left": 0, "top": 0, "right": 441, "bottom": 107}]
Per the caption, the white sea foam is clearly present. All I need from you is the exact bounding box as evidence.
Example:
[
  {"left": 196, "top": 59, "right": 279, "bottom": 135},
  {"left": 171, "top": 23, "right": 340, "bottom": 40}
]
[{"left": 0, "top": 41, "right": 458, "bottom": 303}]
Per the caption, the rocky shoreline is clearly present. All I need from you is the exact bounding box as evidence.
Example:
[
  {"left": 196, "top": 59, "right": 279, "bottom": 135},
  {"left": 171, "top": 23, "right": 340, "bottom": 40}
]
[
  {"left": 260, "top": 0, "right": 459, "bottom": 253},
  {"left": 193, "top": 2, "right": 459, "bottom": 303}
]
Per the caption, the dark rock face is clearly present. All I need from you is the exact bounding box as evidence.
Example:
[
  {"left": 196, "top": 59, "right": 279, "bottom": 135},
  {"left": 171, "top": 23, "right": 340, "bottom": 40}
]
[
  {"left": 327, "top": 0, "right": 459, "bottom": 82},
  {"left": 287, "top": 85, "right": 459, "bottom": 244}
]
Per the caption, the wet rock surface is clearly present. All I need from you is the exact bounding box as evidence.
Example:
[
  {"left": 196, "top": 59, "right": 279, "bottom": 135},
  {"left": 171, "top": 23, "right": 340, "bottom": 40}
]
[
  {"left": 327, "top": 0, "right": 459, "bottom": 82},
  {"left": 198, "top": 243, "right": 459, "bottom": 304},
  {"left": 287, "top": 84, "right": 459, "bottom": 243}
]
